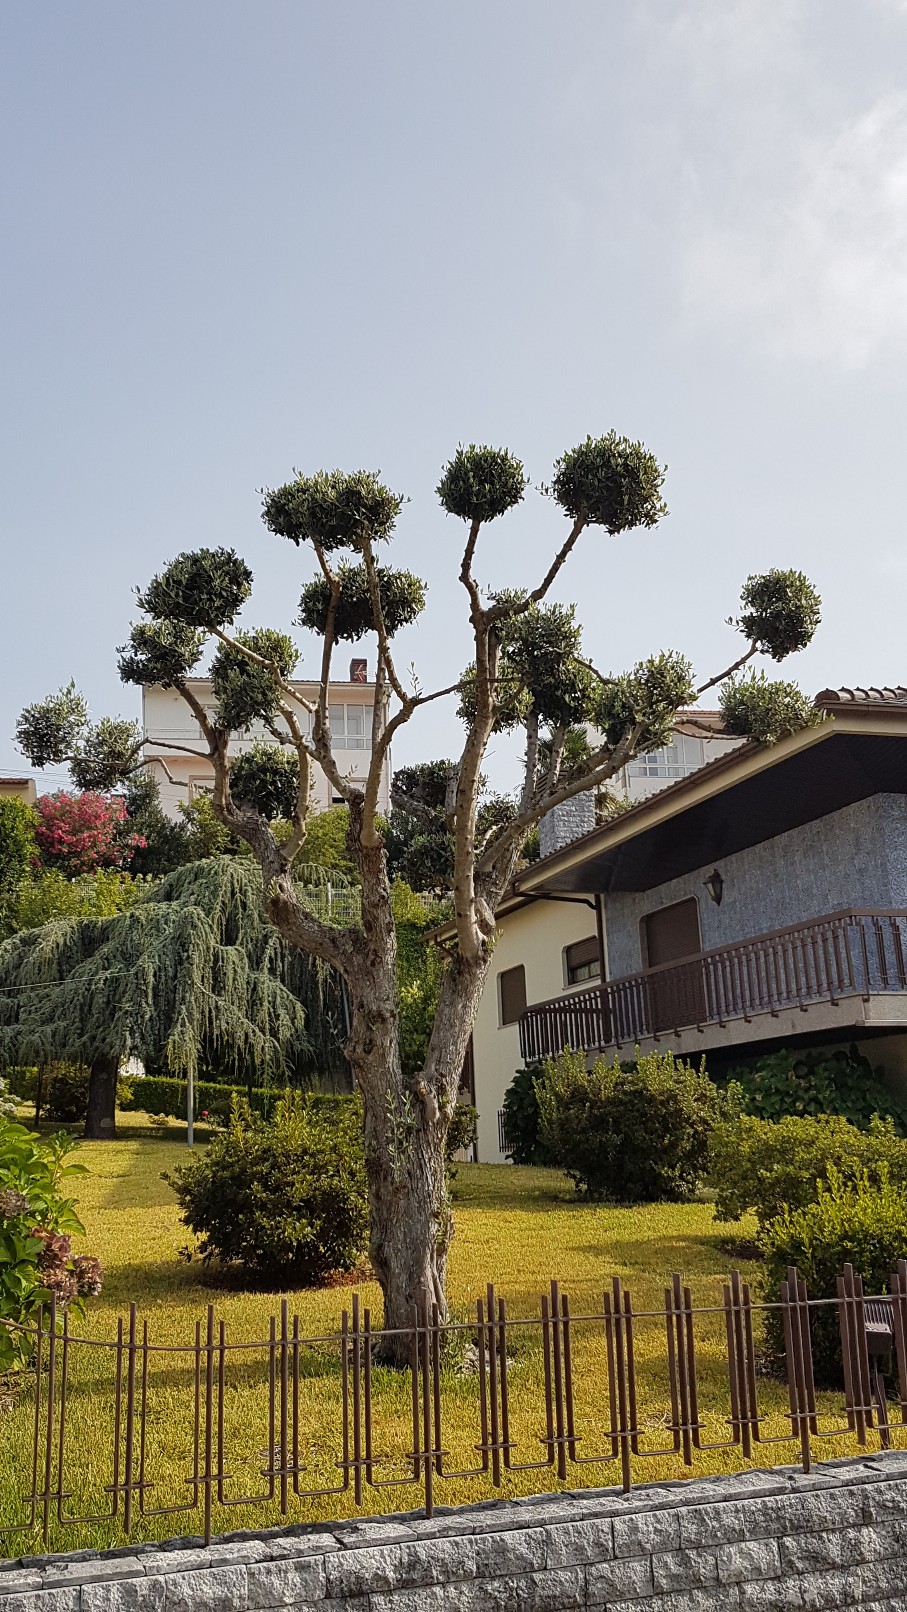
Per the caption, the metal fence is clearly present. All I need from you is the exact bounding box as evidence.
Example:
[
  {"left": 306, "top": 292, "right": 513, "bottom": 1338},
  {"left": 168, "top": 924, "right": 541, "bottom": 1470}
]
[{"left": 3, "top": 1261, "right": 907, "bottom": 1555}]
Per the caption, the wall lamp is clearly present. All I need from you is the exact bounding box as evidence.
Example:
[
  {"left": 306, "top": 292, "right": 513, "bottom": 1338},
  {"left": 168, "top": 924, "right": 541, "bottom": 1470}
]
[{"left": 704, "top": 868, "right": 724, "bottom": 907}]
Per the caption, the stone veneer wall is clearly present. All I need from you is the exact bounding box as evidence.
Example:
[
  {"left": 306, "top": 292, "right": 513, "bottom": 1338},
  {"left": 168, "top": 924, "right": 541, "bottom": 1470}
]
[
  {"left": 5, "top": 1453, "right": 907, "bottom": 1611},
  {"left": 605, "top": 792, "right": 907, "bottom": 980}
]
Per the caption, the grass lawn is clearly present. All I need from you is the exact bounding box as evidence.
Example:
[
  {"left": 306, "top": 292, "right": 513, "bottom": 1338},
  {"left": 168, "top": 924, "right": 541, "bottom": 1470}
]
[{"left": 0, "top": 1115, "right": 855, "bottom": 1554}]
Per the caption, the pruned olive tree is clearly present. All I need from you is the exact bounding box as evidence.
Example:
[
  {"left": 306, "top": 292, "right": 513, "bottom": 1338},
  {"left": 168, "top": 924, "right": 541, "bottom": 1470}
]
[{"left": 18, "top": 435, "right": 822, "bottom": 1343}]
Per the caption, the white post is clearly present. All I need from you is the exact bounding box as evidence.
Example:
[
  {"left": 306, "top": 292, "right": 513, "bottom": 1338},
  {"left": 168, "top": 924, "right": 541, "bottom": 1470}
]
[{"left": 187, "top": 1066, "right": 194, "bottom": 1147}]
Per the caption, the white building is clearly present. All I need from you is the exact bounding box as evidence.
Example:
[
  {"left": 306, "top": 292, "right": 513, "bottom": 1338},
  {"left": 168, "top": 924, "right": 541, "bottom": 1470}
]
[
  {"left": 142, "top": 658, "right": 391, "bottom": 821},
  {"left": 611, "top": 711, "right": 737, "bottom": 803}
]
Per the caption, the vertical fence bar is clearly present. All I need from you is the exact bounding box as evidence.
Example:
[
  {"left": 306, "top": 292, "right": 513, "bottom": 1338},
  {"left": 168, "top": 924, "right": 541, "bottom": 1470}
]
[
  {"left": 351, "top": 1295, "right": 362, "bottom": 1506},
  {"left": 41, "top": 1299, "right": 57, "bottom": 1548}
]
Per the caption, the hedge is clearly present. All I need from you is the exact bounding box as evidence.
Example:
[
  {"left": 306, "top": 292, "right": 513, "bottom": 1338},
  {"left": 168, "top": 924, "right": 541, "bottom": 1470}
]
[{"left": 123, "top": 1076, "right": 354, "bottom": 1124}]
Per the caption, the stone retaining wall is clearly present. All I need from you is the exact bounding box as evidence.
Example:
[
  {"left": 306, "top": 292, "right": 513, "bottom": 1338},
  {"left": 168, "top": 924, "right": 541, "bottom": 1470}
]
[{"left": 4, "top": 1453, "right": 907, "bottom": 1611}]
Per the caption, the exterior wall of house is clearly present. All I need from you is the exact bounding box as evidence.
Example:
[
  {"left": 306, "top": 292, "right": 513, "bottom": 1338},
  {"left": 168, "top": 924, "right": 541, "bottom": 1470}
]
[
  {"left": 142, "top": 680, "right": 390, "bottom": 822},
  {"left": 471, "top": 897, "right": 602, "bottom": 1163},
  {"left": 605, "top": 793, "right": 907, "bottom": 981}
]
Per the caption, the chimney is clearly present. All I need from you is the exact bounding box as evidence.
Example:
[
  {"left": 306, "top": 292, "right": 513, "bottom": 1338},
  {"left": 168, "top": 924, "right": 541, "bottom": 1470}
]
[
  {"left": 350, "top": 658, "right": 367, "bottom": 684},
  {"left": 538, "top": 791, "right": 596, "bottom": 859}
]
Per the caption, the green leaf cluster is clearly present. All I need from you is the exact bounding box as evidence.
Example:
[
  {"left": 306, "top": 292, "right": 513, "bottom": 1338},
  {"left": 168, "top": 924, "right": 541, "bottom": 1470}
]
[
  {"left": 117, "top": 620, "right": 206, "bottom": 689},
  {"left": 298, "top": 563, "right": 426, "bottom": 640},
  {"left": 551, "top": 432, "right": 668, "bottom": 532},
  {"left": 164, "top": 1092, "right": 370, "bottom": 1284},
  {"left": 231, "top": 743, "right": 299, "bottom": 820},
  {"left": 737, "top": 569, "right": 822, "bottom": 661},
  {"left": 436, "top": 445, "right": 527, "bottom": 523},
  {"left": 500, "top": 1064, "right": 553, "bottom": 1166},
  {"left": 0, "top": 1113, "right": 100, "bottom": 1370},
  {"left": 210, "top": 628, "right": 298, "bottom": 731},
  {"left": 708, "top": 1112, "right": 907, "bottom": 1229},
  {"left": 537, "top": 1047, "right": 728, "bottom": 1202},
  {"left": 0, "top": 799, "right": 37, "bottom": 934},
  {"left": 262, "top": 469, "right": 403, "bottom": 551},
  {"left": 725, "top": 1043, "right": 906, "bottom": 1129},
  {"left": 16, "top": 683, "right": 142, "bottom": 791},
  {"left": 137, "top": 547, "right": 253, "bottom": 630},
  {"left": 593, "top": 651, "right": 697, "bottom": 751},
  {"left": 719, "top": 670, "right": 823, "bottom": 744},
  {"left": 761, "top": 1169, "right": 907, "bottom": 1383}
]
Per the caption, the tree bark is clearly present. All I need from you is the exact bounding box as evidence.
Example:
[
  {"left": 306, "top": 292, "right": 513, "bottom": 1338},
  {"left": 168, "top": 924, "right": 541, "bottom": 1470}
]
[{"left": 84, "top": 1056, "right": 118, "bottom": 1140}]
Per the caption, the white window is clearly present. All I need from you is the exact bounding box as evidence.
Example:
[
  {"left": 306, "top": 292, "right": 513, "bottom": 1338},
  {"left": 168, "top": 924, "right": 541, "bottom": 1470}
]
[
  {"left": 627, "top": 734, "right": 705, "bottom": 780},
  {"left": 328, "top": 704, "right": 371, "bottom": 750}
]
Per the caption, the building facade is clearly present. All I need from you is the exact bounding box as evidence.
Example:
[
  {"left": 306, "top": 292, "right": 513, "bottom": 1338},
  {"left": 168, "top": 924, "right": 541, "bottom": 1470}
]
[
  {"left": 453, "top": 692, "right": 907, "bottom": 1160},
  {"left": 142, "top": 660, "right": 391, "bottom": 821}
]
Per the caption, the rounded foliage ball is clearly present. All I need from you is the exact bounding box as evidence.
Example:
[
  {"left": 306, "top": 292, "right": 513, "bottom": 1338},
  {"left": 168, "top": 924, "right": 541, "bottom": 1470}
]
[
  {"left": 436, "top": 445, "right": 527, "bottom": 523},
  {"left": 298, "top": 563, "right": 426, "bottom": 640},
  {"left": 231, "top": 745, "right": 299, "bottom": 821},
  {"left": 210, "top": 629, "right": 299, "bottom": 732},
  {"left": 262, "top": 469, "right": 403, "bottom": 551},
  {"left": 137, "top": 548, "right": 253, "bottom": 631},
  {"left": 551, "top": 433, "right": 668, "bottom": 533},
  {"left": 720, "top": 670, "right": 822, "bottom": 745},
  {"left": 117, "top": 621, "right": 206, "bottom": 688},
  {"left": 737, "top": 569, "right": 821, "bottom": 660}
]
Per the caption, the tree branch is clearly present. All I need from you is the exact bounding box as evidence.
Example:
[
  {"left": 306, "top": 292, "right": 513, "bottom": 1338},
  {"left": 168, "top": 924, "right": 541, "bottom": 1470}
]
[
  {"left": 487, "top": 515, "right": 587, "bottom": 622},
  {"left": 458, "top": 518, "right": 483, "bottom": 620},
  {"left": 696, "top": 644, "right": 757, "bottom": 696},
  {"left": 360, "top": 533, "right": 407, "bottom": 705}
]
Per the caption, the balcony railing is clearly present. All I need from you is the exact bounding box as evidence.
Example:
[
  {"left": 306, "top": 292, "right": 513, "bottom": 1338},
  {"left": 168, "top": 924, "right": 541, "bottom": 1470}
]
[{"left": 519, "top": 908, "right": 907, "bottom": 1064}]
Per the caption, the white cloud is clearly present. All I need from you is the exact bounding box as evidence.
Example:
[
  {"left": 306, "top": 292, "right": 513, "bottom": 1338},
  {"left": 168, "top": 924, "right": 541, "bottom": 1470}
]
[{"left": 679, "top": 93, "right": 907, "bottom": 367}]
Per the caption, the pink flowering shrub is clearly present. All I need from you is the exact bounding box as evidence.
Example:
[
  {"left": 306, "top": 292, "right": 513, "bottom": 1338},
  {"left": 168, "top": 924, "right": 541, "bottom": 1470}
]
[
  {"left": 0, "top": 1116, "right": 103, "bottom": 1368},
  {"left": 33, "top": 791, "right": 145, "bottom": 876}
]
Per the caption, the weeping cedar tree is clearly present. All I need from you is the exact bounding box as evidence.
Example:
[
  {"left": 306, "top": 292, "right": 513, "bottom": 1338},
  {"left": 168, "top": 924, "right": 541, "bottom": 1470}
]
[
  {"left": 0, "top": 858, "right": 346, "bottom": 1138},
  {"left": 18, "top": 434, "right": 823, "bottom": 1351}
]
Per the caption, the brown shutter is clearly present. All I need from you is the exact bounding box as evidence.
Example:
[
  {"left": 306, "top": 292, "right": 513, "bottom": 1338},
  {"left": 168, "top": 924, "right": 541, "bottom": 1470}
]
[
  {"left": 499, "top": 964, "right": 527, "bottom": 1026},
  {"left": 565, "top": 936, "right": 601, "bottom": 985}
]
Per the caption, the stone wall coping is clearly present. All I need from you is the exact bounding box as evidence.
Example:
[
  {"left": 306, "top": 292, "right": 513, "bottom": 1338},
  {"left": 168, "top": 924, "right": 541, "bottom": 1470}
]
[{"left": 3, "top": 1450, "right": 907, "bottom": 1601}]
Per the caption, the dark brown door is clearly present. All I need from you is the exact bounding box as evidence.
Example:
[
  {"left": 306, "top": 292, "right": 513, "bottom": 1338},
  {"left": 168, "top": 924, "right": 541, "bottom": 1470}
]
[{"left": 643, "top": 898, "right": 705, "bottom": 1032}]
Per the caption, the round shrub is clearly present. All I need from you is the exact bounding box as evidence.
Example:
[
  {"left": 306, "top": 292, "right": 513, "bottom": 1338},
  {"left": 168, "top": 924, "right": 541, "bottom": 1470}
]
[
  {"left": 761, "top": 1170, "right": 907, "bottom": 1383},
  {"left": 436, "top": 445, "right": 527, "bottom": 523},
  {"left": 500, "top": 1065, "right": 551, "bottom": 1166},
  {"left": 537, "top": 1048, "right": 726, "bottom": 1202},
  {"left": 164, "top": 1093, "right": 369, "bottom": 1285},
  {"left": 709, "top": 1112, "right": 907, "bottom": 1230}
]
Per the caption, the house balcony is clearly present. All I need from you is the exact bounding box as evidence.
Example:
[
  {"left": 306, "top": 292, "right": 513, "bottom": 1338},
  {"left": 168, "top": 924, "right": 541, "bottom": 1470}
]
[{"left": 519, "top": 909, "right": 907, "bottom": 1065}]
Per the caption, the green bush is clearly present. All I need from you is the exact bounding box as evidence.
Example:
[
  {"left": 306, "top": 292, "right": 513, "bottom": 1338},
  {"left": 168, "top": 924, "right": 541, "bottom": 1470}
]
[
  {"left": 164, "top": 1093, "right": 370, "bottom": 1285},
  {"left": 537, "top": 1048, "right": 727, "bottom": 1202},
  {"left": 727, "top": 1043, "right": 905, "bottom": 1130},
  {"left": 761, "top": 1170, "right": 907, "bottom": 1382},
  {"left": 709, "top": 1112, "right": 907, "bottom": 1229},
  {"left": 446, "top": 1103, "right": 478, "bottom": 1159},
  {"left": 500, "top": 1065, "right": 552, "bottom": 1165},
  {"left": 0, "top": 1113, "right": 103, "bottom": 1369}
]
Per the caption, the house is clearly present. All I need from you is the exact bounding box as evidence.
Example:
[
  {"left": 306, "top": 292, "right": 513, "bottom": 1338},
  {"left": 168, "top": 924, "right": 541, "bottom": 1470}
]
[
  {"left": 142, "top": 658, "right": 391, "bottom": 821},
  {"left": 457, "top": 688, "right": 907, "bottom": 1162},
  {"left": 0, "top": 777, "right": 37, "bottom": 806}
]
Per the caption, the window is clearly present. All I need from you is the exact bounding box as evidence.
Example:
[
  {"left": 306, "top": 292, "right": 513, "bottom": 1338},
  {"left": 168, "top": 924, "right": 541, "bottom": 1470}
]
[
  {"left": 627, "top": 734, "right": 705, "bottom": 780},
  {"left": 328, "top": 704, "right": 371, "bottom": 750},
  {"left": 564, "top": 936, "right": 600, "bottom": 987},
  {"left": 499, "top": 964, "right": 527, "bottom": 1026}
]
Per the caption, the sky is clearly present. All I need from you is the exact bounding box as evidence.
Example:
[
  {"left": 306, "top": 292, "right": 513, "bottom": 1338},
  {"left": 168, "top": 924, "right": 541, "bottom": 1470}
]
[{"left": 2, "top": 0, "right": 906, "bottom": 796}]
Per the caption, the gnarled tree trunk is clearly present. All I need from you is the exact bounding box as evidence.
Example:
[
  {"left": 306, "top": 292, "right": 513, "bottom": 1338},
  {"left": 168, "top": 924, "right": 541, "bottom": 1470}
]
[{"left": 84, "top": 1055, "right": 118, "bottom": 1140}]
